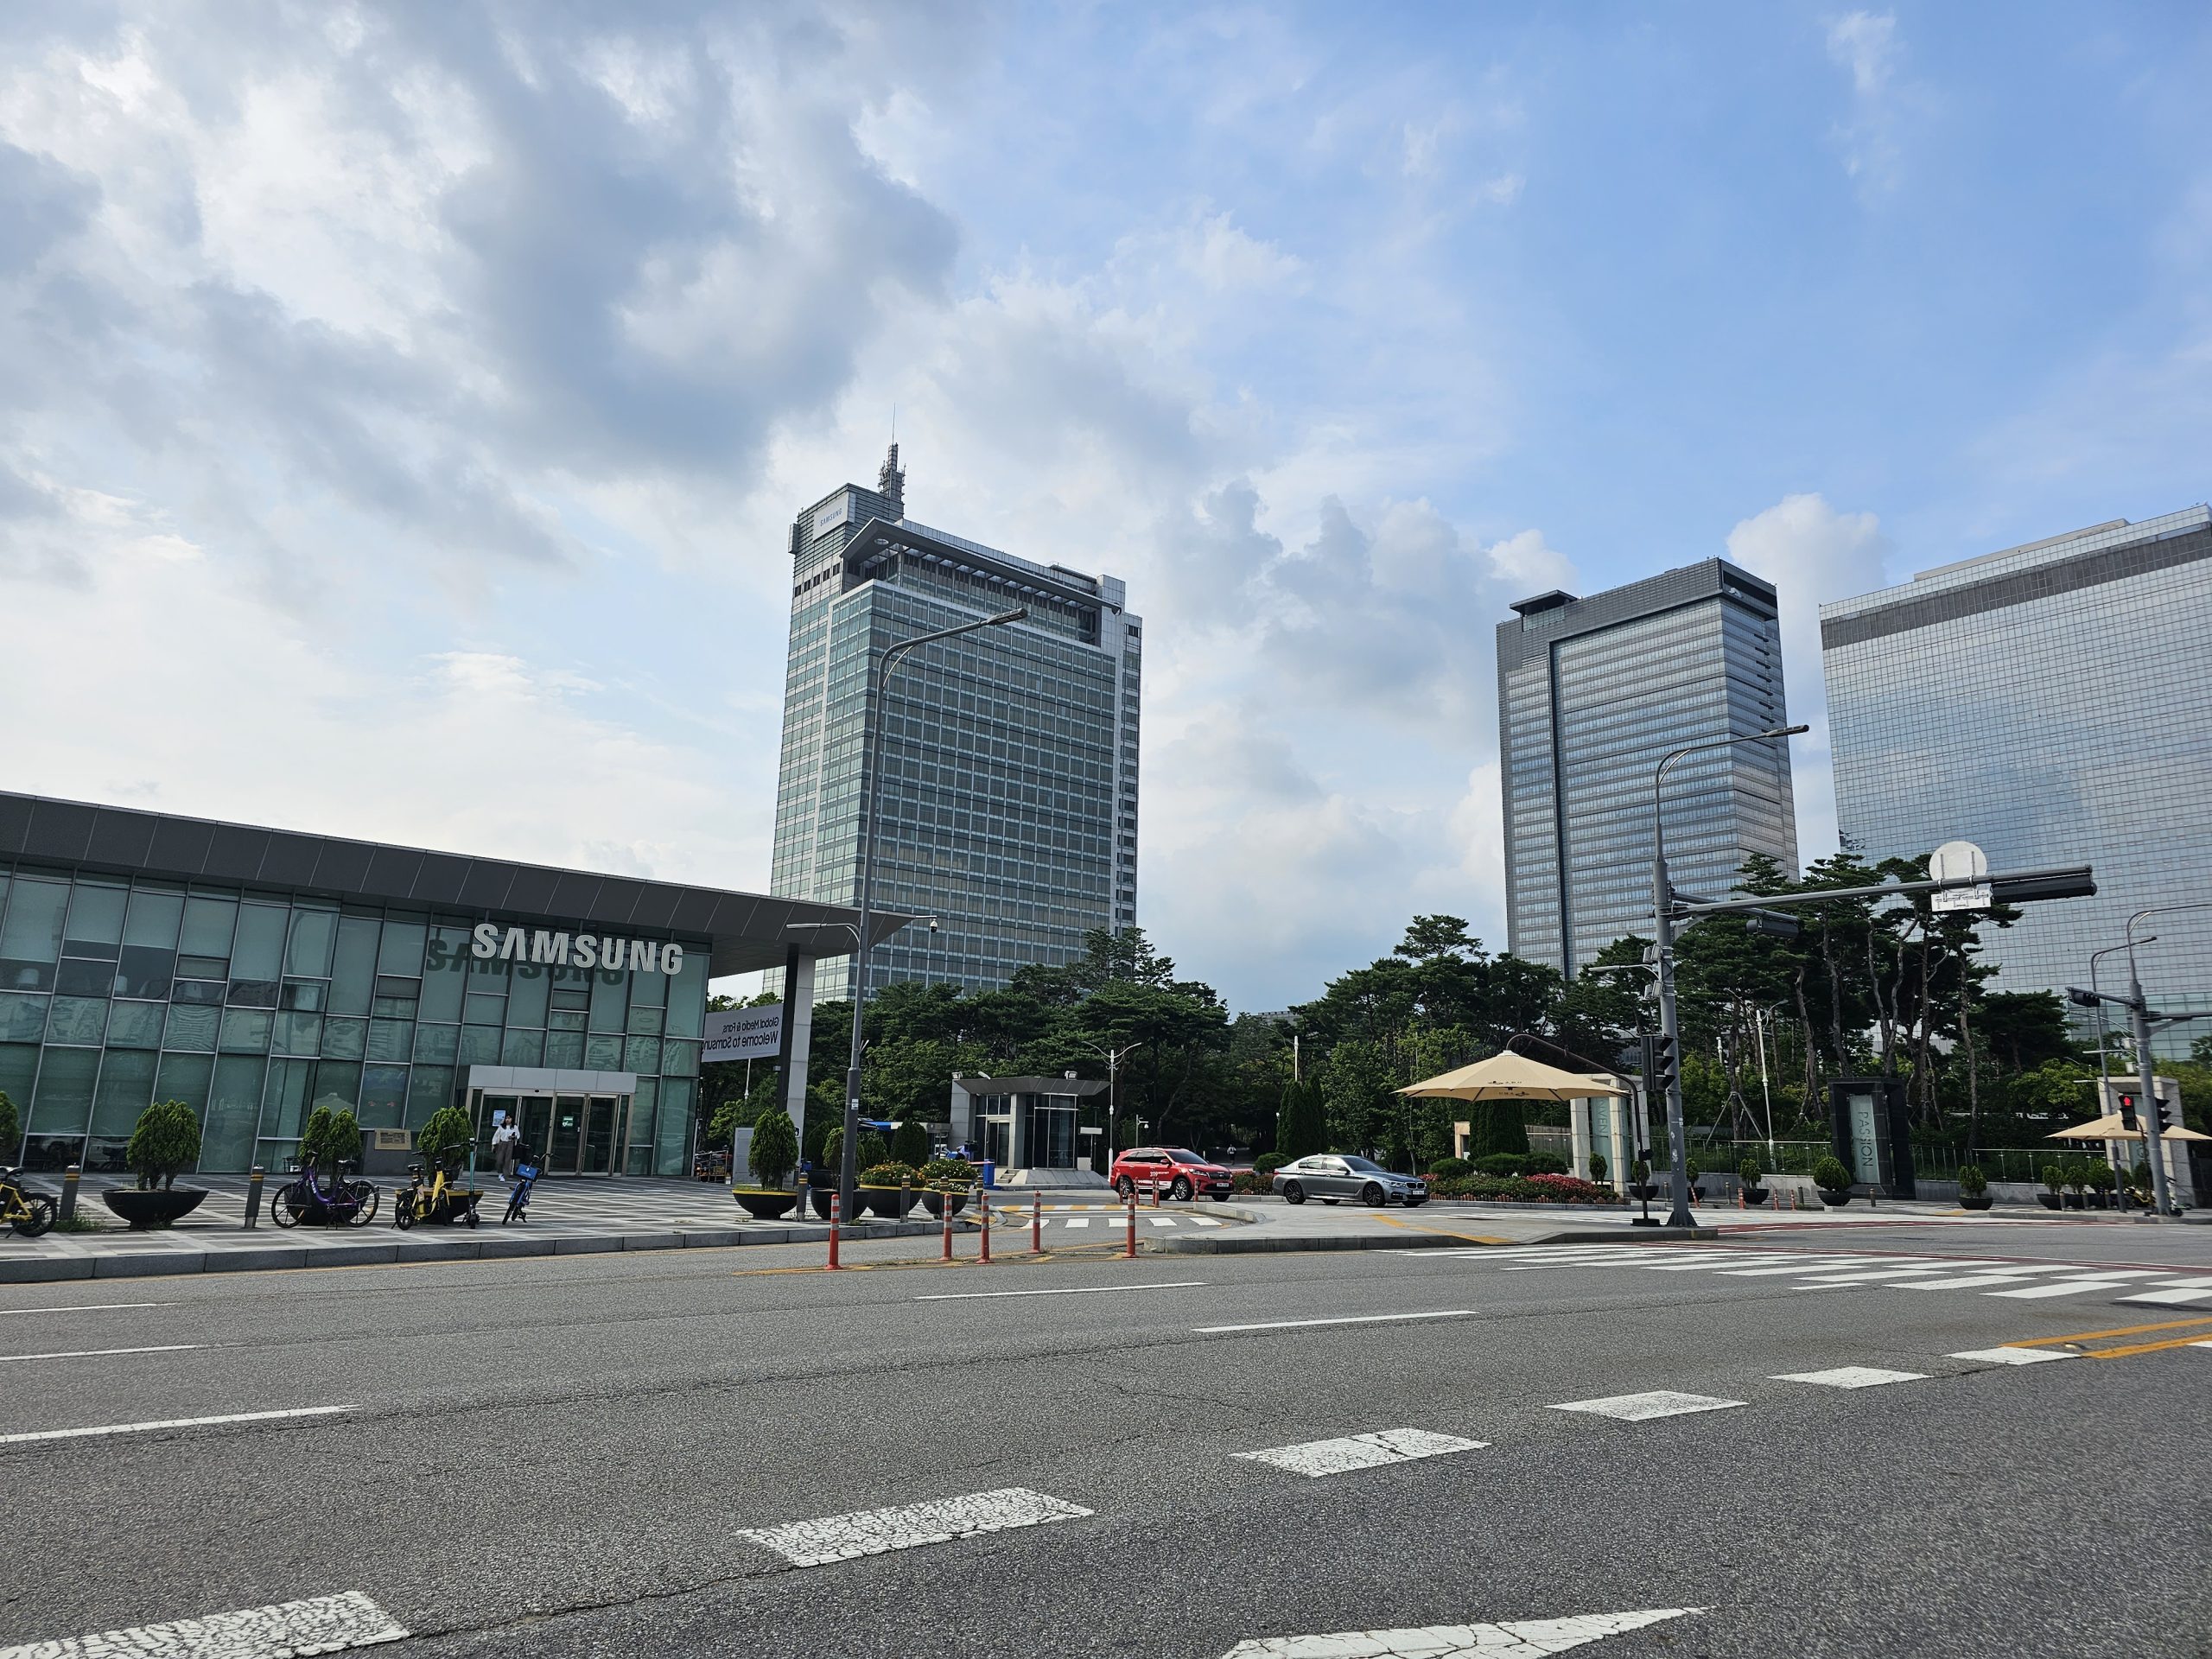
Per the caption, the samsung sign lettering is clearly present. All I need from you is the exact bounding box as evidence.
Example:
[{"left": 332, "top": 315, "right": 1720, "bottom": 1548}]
[{"left": 469, "top": 924, "right": 684, "bottom": 976}]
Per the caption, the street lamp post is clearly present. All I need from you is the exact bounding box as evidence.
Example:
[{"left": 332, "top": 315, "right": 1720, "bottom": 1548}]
[
  {"left": 1082, "top": 1040, "right": 1141, "bottom": 1173},
  {"left": 1650, "top": 723, "right": 1808, "bottom": 1229},
  {"left": 2122, "top": 903, "right": 2212, "bottom": 1217}
]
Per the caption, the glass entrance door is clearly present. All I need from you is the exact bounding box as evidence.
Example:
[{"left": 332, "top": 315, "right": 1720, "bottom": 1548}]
[
  {"left": 1028, "top": 1105, "right": 1077, "bottom": 1168},
  {"left": 518, "top": 1098, "right": 554, "bottom": 1164},
  {"left": 583, "top": 1096, "right": 624, "bottom": 1175},
  {"left": 550, "top": 1095, "right": 587, "bottom": 1172}
]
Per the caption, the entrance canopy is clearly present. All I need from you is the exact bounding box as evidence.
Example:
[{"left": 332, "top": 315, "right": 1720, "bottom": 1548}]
[{"left": 1398, "top": 1052, "right": 1630, "bottom": 1102}]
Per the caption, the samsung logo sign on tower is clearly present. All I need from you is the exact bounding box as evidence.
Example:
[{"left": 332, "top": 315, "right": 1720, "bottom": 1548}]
[{"left": 469, "top": 924, "right": 685, "bottom": 976}]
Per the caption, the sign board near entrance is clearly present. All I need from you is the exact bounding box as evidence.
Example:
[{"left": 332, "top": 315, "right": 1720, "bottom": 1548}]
[{"left": 702, "top": 1002, "right": 784, "bottom": 1064}]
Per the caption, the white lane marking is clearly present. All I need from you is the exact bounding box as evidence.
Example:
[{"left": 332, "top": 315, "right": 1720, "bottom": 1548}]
[
  {"left": 913, "top": 1281, "right": 1205, "bottom": 1302},
  {"left": 1219, "top": 1607, "right": 1702, "bottom": 1658},
  {"left": 1147, "top": 1217, "right": 1178, "bottom": 1228},
  {"left": 1948, "top": 1346, "right": 2077, "bottom": 1366},
  {"left": 1190, "top": 1217, "right": 1224, "bottom": 1227},
  {"left": 0, "top": 1590, "right": 407, "bottom": 1658},
  {"left": 1196, "top": 1310, "right": 1477, "bottom": 1334},
  {"left": 1985, "top": 1279, "right": 2147, "bottom": 1300},
  {"left": 2119, "top": 1287, "right": 2212, "bottom": 1306},
  {"left": 1898, "top": 1274, "right": 2054, "bottom": 1290},
  {"left": 1788, "top": 1268, "right": 1954, "bottom": 1285},
  {"left": 1062, "top": 1217, "right": 1091, "bottom": 1230},
  {"left": 736, "top": 1486, "right": 1090, "bottom": 1567},
  {"left": 1770, "top": 1366, "right": 1927, "bottom": 1389},
  {"left": 1235, "top": 1427, "right": 1487, "bottom": 1478},
  {"left": 1548, "top": 1390, "right": 1744, "bottom": 1421},
  {"left": 0, "top": 1302, "right": 181, "bottom": 1316},
  {"left": 0, "top": 1344, "right": 205, "bottom": 1363},
  {"left": 0, "top": 1405, "right": 357, "bottom": 1446}
]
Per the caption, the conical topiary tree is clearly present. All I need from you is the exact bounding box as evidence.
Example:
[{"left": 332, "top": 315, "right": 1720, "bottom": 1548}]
[
  {"left": 0, "top": 1088, "right": 20, "bottom": 1163},
  {"left": 891, "top": 1117, "right": 931, "bottom": 1167},
  {"left": 127, "top": 1099, "right": 202, "bottom": 1191},
  {"left": 1277, "top": 1077, "right": 1327, "bottom": 1160},
  {"left": 416, "top": 1106, "right": 474, "bottom": 1172},
  {"left": 748, "top": 1106, "right": 798, "bottom": 1188}
]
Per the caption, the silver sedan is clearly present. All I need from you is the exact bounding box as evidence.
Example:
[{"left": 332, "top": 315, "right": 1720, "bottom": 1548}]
[{"left": 1272, "top": 1154, "right": 1427, "bottom": 1207}]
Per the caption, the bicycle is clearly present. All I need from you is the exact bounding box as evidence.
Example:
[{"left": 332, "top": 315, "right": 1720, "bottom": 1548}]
[
  {"left": 270, "top": 1159, "right": 379, "bottom": 1229},
  {"left": 0, "top": 1167, "right": 57, "bottom": 1238},
  {"left": 392, "top": 1160, "right": 481, "bottom": 1230}
]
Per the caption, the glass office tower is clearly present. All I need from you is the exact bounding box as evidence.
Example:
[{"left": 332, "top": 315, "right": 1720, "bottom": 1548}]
[
  {"left": 1821, "top": 505, "right": 2212, "bottom": 1041},
  {"left": 770, "top": 448, "right": 1142, "bottom": 1001},
  {"left": 1497, "top": 559, "right": 1798, "bottom": 976}
]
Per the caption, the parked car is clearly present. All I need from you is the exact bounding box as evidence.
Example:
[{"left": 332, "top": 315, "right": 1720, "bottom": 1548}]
[
  {"left": 1110, "top": 1146, "right": 1234, "bottom": 1201},
  {"left": 1272, "top": 1154, "right": 1427, "bottom": 1207}
]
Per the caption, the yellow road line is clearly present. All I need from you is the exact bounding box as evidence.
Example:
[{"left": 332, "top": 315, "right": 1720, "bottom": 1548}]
[
  {"left": 2005, "top": 1315, "right": 2212, "bottom": 1348},
  {"left": 2088, "top": 1333, "right": 2212, "bottom": 1360}
]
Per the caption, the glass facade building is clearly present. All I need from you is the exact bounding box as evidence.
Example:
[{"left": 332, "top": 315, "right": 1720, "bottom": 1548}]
[
  {"left": 0, "top": 793, "right": 883, "bottom": 1174},
  {"left": 1821, "top": 505, "right": 2212, "bottom": 1046},
  {"left": 1497, "top": 560, "right": 1799, "bottom": 975},
  {"left": 770, "top": 448, "right": 1142, "bottom": 1001}
]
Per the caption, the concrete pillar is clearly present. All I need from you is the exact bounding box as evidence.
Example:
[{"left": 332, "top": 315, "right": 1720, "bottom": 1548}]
[
  {"left": 775, "top": 947, "right": 816, "bottom": 1184},
  {"left": 1569, "top": 1098, "right": 1592, "bottom": 1181}
]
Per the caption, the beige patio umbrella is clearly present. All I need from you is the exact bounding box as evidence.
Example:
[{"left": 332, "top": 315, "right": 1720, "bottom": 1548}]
[
  {"left": 1398, "top": 1051, "right": 1630, "bottom": 1102},
  {"left": 2049, "top": 1112, "right": 2210, "bottom": 1143}
]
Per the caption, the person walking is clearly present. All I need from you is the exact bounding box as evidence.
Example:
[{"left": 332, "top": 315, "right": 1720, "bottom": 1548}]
[{"left": 491, "top": 1113, "right": 519, "bottom": 1181}]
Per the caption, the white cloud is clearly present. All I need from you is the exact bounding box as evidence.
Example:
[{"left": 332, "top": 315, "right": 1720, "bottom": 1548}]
[{"left": 1823, "top": 10, "right": 1906, "bottom": 194}]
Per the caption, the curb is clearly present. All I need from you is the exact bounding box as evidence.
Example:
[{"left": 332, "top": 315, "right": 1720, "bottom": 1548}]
[{"left": 0, "top": 1217, "right": 944, "bottom": 1284}]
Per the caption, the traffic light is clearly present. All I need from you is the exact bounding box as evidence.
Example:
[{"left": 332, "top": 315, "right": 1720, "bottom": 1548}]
[
  {"left": 1745, "top": 910, "right": 1801, "bottom": 941},
  {"left": 2147, "top": 1094, "right": 2172, "bottom": 1135},
  {"left": 2117, "top": 1092, "right": 2139, "bottom": 1132},
  {"left": 1991, "top": 870, "right": 2097, "bottom": 904},
  {"left": 1642, "top": 1031, "right": 1678, "bottom": 1100}
]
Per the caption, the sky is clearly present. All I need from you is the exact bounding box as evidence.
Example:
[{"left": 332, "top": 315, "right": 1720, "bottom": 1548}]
[{"left": 3, "top": 3, "right": 2209, "bottom": 1014}]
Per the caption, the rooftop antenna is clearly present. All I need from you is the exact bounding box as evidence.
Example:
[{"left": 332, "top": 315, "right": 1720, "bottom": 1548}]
[{"left": 879, "top": 427, "right": 906, "bottom": 518}]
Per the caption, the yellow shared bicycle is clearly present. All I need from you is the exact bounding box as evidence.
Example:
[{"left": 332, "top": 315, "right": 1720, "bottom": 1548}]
[{"left": 1, "top": 1167, "right": 57, "bottom": 1237}]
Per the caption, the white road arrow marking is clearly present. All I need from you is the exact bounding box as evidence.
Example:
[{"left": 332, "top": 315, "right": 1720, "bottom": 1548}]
[{"left": 1220, "top": 1606, "right": 1701, "bottom": 1657}]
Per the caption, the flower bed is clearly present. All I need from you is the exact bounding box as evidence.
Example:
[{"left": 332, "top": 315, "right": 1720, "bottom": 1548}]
[{"left": 1427, "top": 1172, "right": 1617, "bottom": 1205}]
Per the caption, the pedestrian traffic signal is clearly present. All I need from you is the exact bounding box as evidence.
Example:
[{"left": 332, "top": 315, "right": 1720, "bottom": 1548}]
[
  {"left": 1642, "top": 1031, "right": 1678, "bottom": 1099},
  {"left": 2117, "top": 1092, "right": 2139, "bottom": 1132}
]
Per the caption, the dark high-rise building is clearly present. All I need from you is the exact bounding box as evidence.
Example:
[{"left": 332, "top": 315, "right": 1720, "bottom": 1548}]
[
  {"left": 1497, "top": 560, "right": 1798, "bottom": 975},
  {"left": 770, "top": 449, "right": 1141, "bottom": 1001}
]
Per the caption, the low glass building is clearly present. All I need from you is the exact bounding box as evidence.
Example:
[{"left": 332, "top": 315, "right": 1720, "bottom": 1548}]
[{"left": 0, "top": 791, "right": 892, "bottom": 1176}]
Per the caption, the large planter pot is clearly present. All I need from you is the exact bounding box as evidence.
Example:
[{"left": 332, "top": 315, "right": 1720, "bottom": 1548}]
[
  {"left": 101, "top": 1186, "right": 207, "bottom": 1230},
  {"left": 732, "top": 1189, "right": 798, "bottom": 1221},
  {"left": 861, "top": 1185, "right": 913, "bottom": 1219},
  {"left": 806, "top": 1185, "right": 836, "bottom": 1220},
  {"left": 2087, "top": 1192, "right": 2110, "bottom": 1211},
  {"left": 2037, "top": 1192, "right": 2062, "bottom": 1210},
  {"left": 2063, "top": 1192, "right": 2086, "bottom": 1210},
  {"left": 1743, "top": 1187, "right": 1770, "bottom": 1206},
  {"left": 1817, "top": 1188, "right": 1852, "bottom": 1208},
  {"left": 1625, "top": 1183, "right": 1658, "bottom": 1202},
  {"left": 1959, "top": 1192, "right": 1993, "bottom": 1211},
  {"left": 920, "top": 1189, "right": 969, "bottom": 1219}
]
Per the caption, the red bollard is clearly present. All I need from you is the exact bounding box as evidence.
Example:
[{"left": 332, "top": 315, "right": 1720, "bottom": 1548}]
[
  {"left": 941, "top": 1193, "right": 954, "bottom": 1262},
  {"left": 980, "top": 1185, "right": 993, "bottom": 1264},
  {"left": 827, "top": 1192, "right": 842, "bottom": 1270},
  {"left": 1126, "top": 1187, "right": 1138, "bottom": 1258},
  {"left": 1032, "top": 1195, "right": 1043, "bottom": 1255}
]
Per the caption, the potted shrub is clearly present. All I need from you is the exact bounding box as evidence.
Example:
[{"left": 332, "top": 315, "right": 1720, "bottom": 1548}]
[
  {"left": 2061, "top": 1159, "right": 2088, "bottom": 1211},
  {"left": 1684, "top": 1156, "right": 1704, "bottom": 1201},
  {"left": 2037, "top": 1163, "right": 2064, "bottom": 1211},
  {"left": 733, "top": 1107, "right": 800, "bottom": 1220},
  {"left": 918, "top": 1156, "right": 976, "bottom": 1218},
  {"left": 1812, "top": 1154, "right": 1853, "bottom": 1207},
  {"left": 1738, "top": 1155, "right": 1769, "bottom": 1205},
  {"left": 2087, "top": 1162, "right": 2117, "bottom": 1210},
  {"left": 1625, "top": 1158, "right": 1656, "bottom": 1200},
  {"left": 1588, "top": 1153, "right": 1608, "bottom": 1185},
  {"left": 1958, "top": 1163, "right": 1993, "bottom": 1211},
  {"left": 860, "top": 1160, "right": 918, "bottom": 1217},
  {"left": 890, "top": 1118, "right": 931, "bottom": 1167},
  {"left": 103, "top": 1099, "right": 207, "bottom": 1228}
]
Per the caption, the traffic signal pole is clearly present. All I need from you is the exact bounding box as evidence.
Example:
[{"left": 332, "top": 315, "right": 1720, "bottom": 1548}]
[
  {"left": 1651, "top": 861, "right": 1694, "bottom": 1230},
  {"left": 2126, "top": 963, "right": 2177, "bottom": 1218}
]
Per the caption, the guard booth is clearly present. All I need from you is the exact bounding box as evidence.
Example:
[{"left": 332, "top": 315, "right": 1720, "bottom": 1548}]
[{"left": 1829, "top": 1077, "right": 1913, "bottom": 1198}]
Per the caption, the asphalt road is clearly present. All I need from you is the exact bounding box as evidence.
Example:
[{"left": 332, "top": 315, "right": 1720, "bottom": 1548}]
[{"left": 3, "top": 1225, "right": 2209, "bottom": 1658}]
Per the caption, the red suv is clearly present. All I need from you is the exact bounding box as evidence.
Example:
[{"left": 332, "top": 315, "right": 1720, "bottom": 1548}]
[{"left": 1111, "top": 1147, "right": 1234, "bottom": 1202}]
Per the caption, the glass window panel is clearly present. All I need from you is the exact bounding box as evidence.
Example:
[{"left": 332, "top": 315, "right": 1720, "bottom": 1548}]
[
  {"left": 500, "top": 1028, "right": 543, "bottom": 1066},
  {"left": 549, "top": 1008, "right": 586, "bottom": 1033},
  {"left": 630, "top": 963, "right": 666, "bottom": 1009},
  {"left": 627, "top": 1078, "right": 658, "bottom": 1175},
  {"left": 321, "top": 1016, "right": 366, "bottom": 1060},
  {"left": 55, "top": 958, "right": 120, "bottom": 997},
  {"left": 360, "top": 1064, "right": 407, "bottom": 1129},
  {"left": 89, "top": 1049, "right": 159, "bottom": 1138},
  {"left": 202, "top": 1056, "right": 260, "bottom": 1169},
  {"left": 163, "top": 1001, "right": 219, "bottom": 1052},
  {"left": 260, "top": 1058, "right": 314, "bottom": 1141},
  {"left": 665, "top": 950, "right": 706, "bottom": 1039},
  {"left": 0, "top": 875, "right": 71, "bottom": 988},
  {"left": 29, "top": 1046, "right": 98, "bottom": 1139},
  {"left": 412, "top": 1022, "right": 459, "bottom": 1064},
  {"left": 154, "top": 1052, "right": 213, "bottom": 1122},
  {"left": 543, "top": 1030, "right": 583, "bottom": 1068},
  {"left": 273, "top": 1011, "right": 324, "bottom": 1054},
  {"left": 219, "top": 1008, "right": 273, "bottom": 1052},
  {"left": 124, "top": 889, "right": 184, "bottom": 950},
  {"left": 180, "top": 894, "right": 238, "bottom": 957},
  {"left": 420, "top": 926, "right": 470, "bottom": 1021},
  {"left": 470, "top": 948, "right": 511, "bottom": 985},
  {"left": 463, "top": 993, "right": 505, "bottom": 1027},
  {"left": 0, "top": 992, "right": 48, "bottom": 1043},
  {"left": 623, "top": 1035, "right": 658, "bottom": 1074},
  {"left": 311, "top": 1060, "right": 361, "bottom": 1115},
  {"left": 46, "top": 996, "right": 109, "bottom": 1044},
  {"left": 377, "top": 918, "right": 427, "bottom": 978},
  {"left": 285, "top": 908, "right": 337, "bottom": 977},
  {"left": 458, "top": 1026, "right": 502, "bottom": 1067},
  {"left": 176, "top": 956, "right": 228, "bottom": 982},
  {"left": 367, "top": 1019, "right": 413, "bottom": 1062},
  {"left": 281, "top": 981, "right": 326, "bottom": 1011},
  {"left": 328, "top": 916, "right": 379, "bottom": 1017},
  {"left": 171, "top": 978, "right": 225, "bottom": 1007},
  {"left": 63, "top": 882, "right": 127, "bottom": 951},
  {"left": 0, "top": 1043, "right": 40, "bottom": 1138},
  {"left": 230, "top": 904, "right": 288, "bottom": 980},
  {"left": 588, "top": 969, "right": 627, "bottom": 1033},
  {"left": 658, "top": 1039, "right": 698, "bottom": 1078},
  {"left": 105, "top": 1001, "right": 167, "bottom": 1049},
  {"left": 406, "top": 1065, "right": 454, "bottom": 1128},
  {"left": 655, "top": 1078, "right": 694, "bottom": 1176},
  {"left": 585, "top": 1033, "right": 623, "bottom": 1071},
  {"left": 626, "top": 1003, "right": 664, "bottom": 1037},
  {"left": 507, "top": 961, "right": 551, "bottom": 1027},
  {"left": 226, "top": 977, "right": 279, "bottom": 1008},
  {"left": 114, "top": 944, "right": 175, "bottom": 1001}
]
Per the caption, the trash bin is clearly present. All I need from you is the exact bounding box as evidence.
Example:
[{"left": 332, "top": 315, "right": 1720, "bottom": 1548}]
[{"left": 981, "top": 1159, "right": 996, "bottom": 1189}]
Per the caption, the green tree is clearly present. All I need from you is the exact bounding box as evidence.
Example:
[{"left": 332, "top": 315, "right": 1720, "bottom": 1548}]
[
  {"left": 127, "top": 1099, "right": 202, "bottom": 1190},
  {"left": 416, "top": 1106, "right": 474, "bottom": 1171},
  {"left": 891, "top": 1118, "right": 931, "bottom": 1166},
  {"left": 1275, "top": 1075, "right": 1327, "bottom": 1160},
  {"left": 0, "top": 1089, "right": 20, "bottom": 1160},
  {"left": 747, "top": 1107, "right": 798, "bottom": 1187},
  {"left": 300, "top": 1106, "right": 361, "bottom": 1173}
]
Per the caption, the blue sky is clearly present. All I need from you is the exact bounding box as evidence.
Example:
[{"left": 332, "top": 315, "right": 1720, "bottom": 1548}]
[{"left": 3, "top": 3, "right": 2207, "bottom": 1011}]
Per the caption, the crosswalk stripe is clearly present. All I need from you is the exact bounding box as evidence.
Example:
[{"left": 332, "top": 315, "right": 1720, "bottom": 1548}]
[
  {"left": 1770, "top": 1366, "right": 1927, "bottom": 1389},
  {"left": 1062, "top": 1217, "right": 1091, "bottom": 1230},
  {"left": 0, "top": 1591, "right": 406, "bottom": 1658},
  {"left": 735, "top": 1487, "right": 1090, "bottom": 1567},
  {"left": 1986, "top": 1279, "right": 2150, "bottom": 1300},
  {"left": 1235, "top": 1427, "right": 1487, "bottom": 1477},
  {"left": 1948, "top": 1346, "right": 2077, "bottom": 1365},
  {"left": 1549, "top": 1390, "right": 1744, "bottom": 1421},
  {"left": 2118, "top": 1287, "right": 2212, "bottom": 1307},
  {"left": 1147, "top": 1217, "right": 1178, "bottom": 1228}
]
